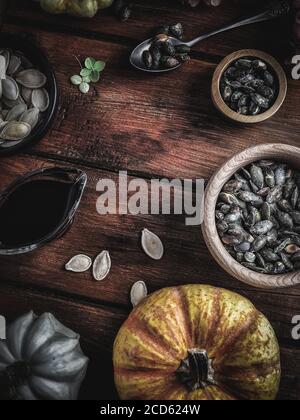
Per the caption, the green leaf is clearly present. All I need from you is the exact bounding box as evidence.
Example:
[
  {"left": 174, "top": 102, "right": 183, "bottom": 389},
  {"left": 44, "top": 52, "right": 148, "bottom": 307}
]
[
  {"left": 90, "top": 70, "right": 100, "bottom": 83},
  {"left": 82, "top": 75, "right": 91, "bottom": 83},
  {"left": 94, "top": 61, "right": 106, "bottom": 72},
  {"left": 85, "top": 57, "right": 95, "bottom": 70},
  {"left": 80, "top": 68, "right": 91, "bottom": 77},
  {"left": 70, "top": 75, "right": 82, "bottom": 86},
  {"left": 79, "top": 82, "right": 90, "bottom": 94}
]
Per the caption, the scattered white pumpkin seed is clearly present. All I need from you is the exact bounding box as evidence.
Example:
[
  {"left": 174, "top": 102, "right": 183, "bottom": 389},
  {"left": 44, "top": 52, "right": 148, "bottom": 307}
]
[
  {"left": 65, "top": 254, "right": 92, "bottom": 273},
  {"left": 130, "top": 281, "right": 148, "bottom": 307},
  {"left": 93, "top": 250, "right": 111, "bottom": 281},
  {"left": 141, "top": 228, "right": 164, "bottom": 260}
]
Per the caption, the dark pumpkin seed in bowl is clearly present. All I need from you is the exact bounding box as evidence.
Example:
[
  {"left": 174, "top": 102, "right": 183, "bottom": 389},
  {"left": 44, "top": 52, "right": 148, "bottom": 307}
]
[
  {"left": 216, "top": 160, "right": 300, "bottom": 275},
  {"left": 211, "top": 50, "right": 287, "bottom": 124},
  {"left": 202, "top": 144, "right": 300, "bottom": 289},
  {"left": 220, "top": 57, "right": 278, "bottom": 116}
]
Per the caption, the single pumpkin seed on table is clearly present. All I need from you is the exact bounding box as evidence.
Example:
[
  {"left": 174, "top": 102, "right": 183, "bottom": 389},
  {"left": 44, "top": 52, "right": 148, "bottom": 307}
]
[
  {"left": 130, "top": 281, "right": 148, "bottom": 307},
  {"left": 141, "top": 229, "right": 164, "bottom": 260},
  {"left": 65, "top": 254, "right": 92, "bottom": 273},
  {"left": 93, "top": 250, "right": 111, "bottom": 281}
]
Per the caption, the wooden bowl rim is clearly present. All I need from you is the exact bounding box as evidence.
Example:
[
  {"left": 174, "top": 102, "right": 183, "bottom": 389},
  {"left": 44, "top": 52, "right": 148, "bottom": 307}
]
[
  {"left": 211, "top": 49, "right": 287, "bottom": 124},
  {"left": 202, "top": 143, "right": 300, "bottom": 289}
]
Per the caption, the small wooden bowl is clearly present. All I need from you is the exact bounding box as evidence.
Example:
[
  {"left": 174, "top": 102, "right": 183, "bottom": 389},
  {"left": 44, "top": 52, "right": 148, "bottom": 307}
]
[
  {"left": 202, "top": 144, "right": 300, "bottom": 289},
  {"left": 211, "top": 49, "right": 287, "bottom": 124}
]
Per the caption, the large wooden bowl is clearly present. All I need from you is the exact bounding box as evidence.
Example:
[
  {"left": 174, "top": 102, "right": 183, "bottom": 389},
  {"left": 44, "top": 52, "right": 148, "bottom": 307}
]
[
  {"left": 211, "top": 49, "right": 287, "bottom": 124},
  {"left": 202, "top": 144, "right": 300, "bottom": 289}
]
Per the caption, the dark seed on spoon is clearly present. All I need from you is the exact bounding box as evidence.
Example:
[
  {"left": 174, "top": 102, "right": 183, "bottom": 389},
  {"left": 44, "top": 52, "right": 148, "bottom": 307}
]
[
  {"left": 160, "top": 56, "right": 180, "bottom": 69},
  {"left": 143, "top": 51, "right": 153, "bottom": 69},
  {"left": 169, "top": 23, "right": 183, "bottom": 39}
]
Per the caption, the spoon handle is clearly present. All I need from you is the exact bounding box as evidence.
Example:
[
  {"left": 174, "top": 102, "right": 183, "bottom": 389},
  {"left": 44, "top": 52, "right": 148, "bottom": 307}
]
[{"left": 186, "top": 0, "right": 290, "bottom": 48}]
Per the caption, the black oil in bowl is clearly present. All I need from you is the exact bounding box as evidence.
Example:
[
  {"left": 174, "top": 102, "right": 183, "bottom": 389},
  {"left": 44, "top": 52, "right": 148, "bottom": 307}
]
[{"left": 0, "top": 168, "right": 87, "bottom": 255}]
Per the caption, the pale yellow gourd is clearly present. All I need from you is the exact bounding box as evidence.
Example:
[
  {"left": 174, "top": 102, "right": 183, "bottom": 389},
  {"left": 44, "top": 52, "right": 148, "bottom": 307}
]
[{"left": 32, "top": 0, "right": 114, "bottom": 18}]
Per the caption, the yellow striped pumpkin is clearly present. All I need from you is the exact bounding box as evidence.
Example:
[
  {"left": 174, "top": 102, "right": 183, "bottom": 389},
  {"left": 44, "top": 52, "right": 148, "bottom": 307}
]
[{"left": 113, "top": 285, "right": 281, "bottom": 400}]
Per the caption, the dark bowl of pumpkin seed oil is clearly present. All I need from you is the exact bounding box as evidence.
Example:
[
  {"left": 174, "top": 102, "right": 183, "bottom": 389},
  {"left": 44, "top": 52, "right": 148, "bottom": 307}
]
[
  {"left": 211, "top": 49, "right": 287, "bottom": 124},
  {"left": 0, "top": 33, "right": 58, "bottom": 156}
]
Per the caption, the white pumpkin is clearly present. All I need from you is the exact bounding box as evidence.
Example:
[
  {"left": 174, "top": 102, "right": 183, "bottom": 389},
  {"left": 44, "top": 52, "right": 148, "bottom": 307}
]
[{"left": 0, "top": 311, "right": 89, "bottom": 400}]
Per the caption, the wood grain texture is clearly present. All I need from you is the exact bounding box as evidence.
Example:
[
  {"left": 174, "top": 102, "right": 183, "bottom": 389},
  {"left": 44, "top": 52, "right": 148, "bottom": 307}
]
[
  {"left": 202, "top": 144, "right": 300, "bottom": 289},
  {"left": 0, "top": 1, "right": 299, "bottom": 400},
  {"left": 5, "top": 0, "right": 291, "bottom": 60},
  {"left": 0, "top": 281, "right": 298, "bottom": 400},
  {"left": 0, "top": 22, "right": 299, "bottom": 180},
  {"left": 1, "top": 154, "right": 300, "bottom": 306}
]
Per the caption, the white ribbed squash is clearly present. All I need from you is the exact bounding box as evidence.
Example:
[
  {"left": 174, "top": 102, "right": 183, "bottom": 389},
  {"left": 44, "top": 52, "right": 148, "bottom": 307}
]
[{"left": 0, "top": 311, "right": 89, "bottom": 400}]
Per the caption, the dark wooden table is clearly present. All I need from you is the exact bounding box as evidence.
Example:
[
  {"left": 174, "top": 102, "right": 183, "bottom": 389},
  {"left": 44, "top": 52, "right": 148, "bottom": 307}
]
[{"left": 0, "top": 0, "right": 299, "bottom": 400}]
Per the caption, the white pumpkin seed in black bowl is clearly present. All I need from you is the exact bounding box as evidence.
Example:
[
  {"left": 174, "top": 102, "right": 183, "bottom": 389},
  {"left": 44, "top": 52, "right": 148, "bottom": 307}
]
[
  {"left": 0, "top": 33, "right": 58, "bottom": 156},
  {"left": 212, "top": 50, "right": 287, "bottom": 124}
]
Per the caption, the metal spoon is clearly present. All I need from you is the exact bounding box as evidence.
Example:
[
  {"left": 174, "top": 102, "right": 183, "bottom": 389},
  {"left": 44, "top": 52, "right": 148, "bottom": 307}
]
[{"left": 130, "top": 0, "right": 290, "bottom": 73}]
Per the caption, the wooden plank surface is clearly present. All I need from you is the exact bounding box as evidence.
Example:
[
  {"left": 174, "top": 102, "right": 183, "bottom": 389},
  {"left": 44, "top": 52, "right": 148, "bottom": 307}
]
[
  {"left": 0, "top": 10, "right": 297, "bottom": 180},
  {"left": 0, "top": 281, "right": 298, "bottom": 400},
  {"left": 0, "top": 154, "right": 300, "bottom": 305},
  {"left": 0, "top": 0, "right": 299, "bottom": 400}
]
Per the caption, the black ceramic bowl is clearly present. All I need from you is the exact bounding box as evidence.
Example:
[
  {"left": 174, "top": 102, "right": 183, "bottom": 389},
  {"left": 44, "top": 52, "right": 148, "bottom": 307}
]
[{"left": 0, "top": 33, "right": 58, "bottom": 156}]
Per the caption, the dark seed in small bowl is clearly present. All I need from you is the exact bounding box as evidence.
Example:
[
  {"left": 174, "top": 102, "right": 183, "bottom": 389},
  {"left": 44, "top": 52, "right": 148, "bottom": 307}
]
[{"left": 220, "top": 56, "right": 279, "bottom": 117}]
